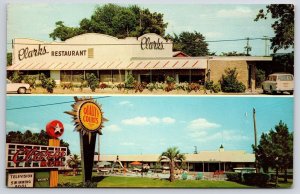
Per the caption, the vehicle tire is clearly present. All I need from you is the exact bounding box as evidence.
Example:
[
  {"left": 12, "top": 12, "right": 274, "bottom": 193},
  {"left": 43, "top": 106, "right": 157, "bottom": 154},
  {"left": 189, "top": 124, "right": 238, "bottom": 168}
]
[
  {"left": 262, "top": 86, "right": 267, "bottom": 94},
  {"left": 17, "top": 87, "right": 26, "bottom": 94},
  {"left": 290, "top": 91, "right": 294, "bottom": 95},
  {"left": 270, "top": 86, "right": 276, "bottom": 95}
]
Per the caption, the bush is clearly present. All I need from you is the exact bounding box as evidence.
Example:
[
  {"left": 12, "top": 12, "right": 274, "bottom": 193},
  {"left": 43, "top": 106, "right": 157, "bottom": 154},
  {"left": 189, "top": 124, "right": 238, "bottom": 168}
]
[
  {"left": 39, "top": 73, "right": 47, "bottom": 88},
  {"left": 204, "top": 80, "right": 214, "bottom": 90},
  {"left": 181, "top": 172, "right": 188, "bottom": 180},
  {"left": 212, "top": 83, "right": 221, "bottom": 93},
  {"left": 99, "top": 83, "right": 107, "bottom": 89},
  {"left": 58, "top": 181, "right": 97, "bottom": 188},
  {"left": 219, "top": 68, "right": 246, "bottom": 93},
  {"left": 166, "top": 76, "right": 175, "bottom": 84},
  {"left": 10, "top": 71, "right": 22, "bottom": 83},
  {"left": 23, "top": 75, "right": 37, "bottom": 88},
  {"left": 43, "top": 78, "right": 56, "bottom": 93},
  {"left": 61, "top": 82, "right": 73, "bottom": 90},
  {"left": 225, "top": 172, "right": 241, "bottom": 182},
  {"left": 256, "top": 69, "right": 266, "bottom": 87},
  {"left": 243, "top": 173, "right": 270, "bottom": 187},
  {"left": 125, "top": 74, "right": 135, "bottom": 89},
  {"left": 146, "top": 83, "right": 156, "bottom": 92},
  {"left": 86, "top": 73, "right": 99, "bottom": 92}
]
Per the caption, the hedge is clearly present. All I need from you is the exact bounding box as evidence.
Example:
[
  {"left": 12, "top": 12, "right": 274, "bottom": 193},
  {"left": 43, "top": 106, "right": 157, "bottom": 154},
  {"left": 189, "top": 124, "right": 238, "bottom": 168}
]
[
  {"left": 243, "top": 173, "right": 270, "bottom": 186},
  {"left": 225, "top": 172, "right": 241, "bottom": 182}
]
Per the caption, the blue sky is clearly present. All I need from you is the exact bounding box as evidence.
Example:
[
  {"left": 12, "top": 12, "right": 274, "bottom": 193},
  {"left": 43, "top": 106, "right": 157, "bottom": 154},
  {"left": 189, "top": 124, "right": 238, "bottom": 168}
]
[
  {"left": 7, "top": 3, "right": 293, "bottom": 55},
  {"left": 6, "top": 96, "right": 294, "bottom": 155}
]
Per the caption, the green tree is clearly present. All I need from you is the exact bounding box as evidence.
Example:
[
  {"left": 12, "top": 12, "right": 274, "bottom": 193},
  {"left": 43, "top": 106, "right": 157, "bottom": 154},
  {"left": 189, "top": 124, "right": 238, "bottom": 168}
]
[
  {"left": 253, "top": 121, "right": 293, "bottom": 185},
  {"left": 67, "top": 154, "right": 81, "bottom": 176},
  {"left": 220, "top": 51, "right": 248, "bottom": 56},
  {"left": 158, "top": 147, "right": 186, "bottom": 182},
  {"left": 6, "top": 130, "right": 71, "bottom": 155},
  {"left": 219, "top": 68, "right": 246, "bottom": 93},
  {"left": 255, "top": 4, "right": 294, "bottom": 53},
  {"left": 50, "top": 4, "right": 168, "bottom": 41},
  {"left": 85, "top": 73, "right": 99, "bottom": 92},
  {"left": 169, "top": 31, "right": 209, "bottom": 56},
  {"left": 10, "top": 71, "right": 22, "bottom": 83},
  {"left": 7, "top": 52, "right": 12, "bottom": 66}
]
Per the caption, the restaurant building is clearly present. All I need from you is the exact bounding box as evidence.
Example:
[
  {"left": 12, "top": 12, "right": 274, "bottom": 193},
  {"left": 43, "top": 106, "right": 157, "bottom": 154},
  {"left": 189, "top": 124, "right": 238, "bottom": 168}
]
[
  {"left": 94, "top": 147, "right": 255, "bottom": 172},
  {"left": 8, "top": 33, "right": 272, "bottom": 91}
]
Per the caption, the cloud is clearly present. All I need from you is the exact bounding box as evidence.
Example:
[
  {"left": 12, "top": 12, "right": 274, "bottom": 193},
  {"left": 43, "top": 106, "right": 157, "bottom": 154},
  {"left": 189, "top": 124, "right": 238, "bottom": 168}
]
[
  {"left": 188, "top": 118, "right": 221, "bottom": 130},
  {"left": 216, "top": 7, "right": 254, "bottom": 18},
  {"left": 119, "top": 101, "right": 133, "bottom": 107},
  {"left": 193, "top": 130, "right": 250, "bottom": 143},
  {"left": 103, "top": 124, "right": 122, "bottom": 132},
  {"left": 162, "top": 117, "right": 176, "bottom": 124},
  {"left": 122, "top": 116, "right": 175, "bottom": 126},
  {"left": 6, "top": 121, "right": 40, "bottom": 133}
]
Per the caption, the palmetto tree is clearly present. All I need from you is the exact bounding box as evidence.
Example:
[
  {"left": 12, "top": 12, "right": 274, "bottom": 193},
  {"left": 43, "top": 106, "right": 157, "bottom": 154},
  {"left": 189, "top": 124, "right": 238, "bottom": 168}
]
[
  {"left": 67, "top": 154, "right": 81, "bottom": 176},
  {"left": 158, "top": 147, "right": 186, "bottom": 182}
]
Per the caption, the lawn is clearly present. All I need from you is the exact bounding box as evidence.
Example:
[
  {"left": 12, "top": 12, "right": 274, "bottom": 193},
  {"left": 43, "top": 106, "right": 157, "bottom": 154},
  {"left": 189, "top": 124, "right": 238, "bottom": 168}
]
[{"left": 58, "top": 174, "right": 252, "bottom": 188}]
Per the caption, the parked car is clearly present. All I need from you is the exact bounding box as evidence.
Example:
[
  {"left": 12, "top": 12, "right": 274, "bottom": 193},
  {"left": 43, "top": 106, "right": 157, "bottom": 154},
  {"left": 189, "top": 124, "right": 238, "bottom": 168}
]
[
  {"left": 262, "top": 73, "right": 294, "bottom": 95},
  {"left": 6, "top": 79, "right": 31, "bottom": 94}
]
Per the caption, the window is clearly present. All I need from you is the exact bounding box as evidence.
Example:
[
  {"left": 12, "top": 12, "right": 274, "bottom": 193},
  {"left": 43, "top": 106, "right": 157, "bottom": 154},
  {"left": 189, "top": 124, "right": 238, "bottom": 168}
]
[{"left": 278, "top": 75, "right": 293, "bottom": 81}]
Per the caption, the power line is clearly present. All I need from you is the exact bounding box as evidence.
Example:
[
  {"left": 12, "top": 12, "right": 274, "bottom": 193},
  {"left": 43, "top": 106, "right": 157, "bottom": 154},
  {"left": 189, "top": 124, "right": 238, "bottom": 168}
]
[
  {"left": 6, "top": 37, "right": 273, "bottom": 45},
  {"left": 6, "top": 96, "right": 110, "bottom": 111}
]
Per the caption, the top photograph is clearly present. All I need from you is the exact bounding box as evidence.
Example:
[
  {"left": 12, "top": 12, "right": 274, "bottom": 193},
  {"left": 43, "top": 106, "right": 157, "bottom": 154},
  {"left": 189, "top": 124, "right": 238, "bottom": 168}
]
[{"left": 6, "top": 4, "right": 294, "bottom": 95}]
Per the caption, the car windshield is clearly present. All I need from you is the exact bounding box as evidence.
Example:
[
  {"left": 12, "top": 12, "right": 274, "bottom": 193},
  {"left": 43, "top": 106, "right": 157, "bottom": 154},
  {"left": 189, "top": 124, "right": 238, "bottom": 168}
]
[{"left": 278, "top": 75, "right": 293, "bottom": 81}]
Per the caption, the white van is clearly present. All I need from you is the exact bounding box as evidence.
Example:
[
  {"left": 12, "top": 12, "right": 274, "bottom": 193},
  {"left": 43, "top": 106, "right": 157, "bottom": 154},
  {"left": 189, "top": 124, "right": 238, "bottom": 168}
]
[{"left": 262, "top": 73, "right": 294, "bottom": 95}]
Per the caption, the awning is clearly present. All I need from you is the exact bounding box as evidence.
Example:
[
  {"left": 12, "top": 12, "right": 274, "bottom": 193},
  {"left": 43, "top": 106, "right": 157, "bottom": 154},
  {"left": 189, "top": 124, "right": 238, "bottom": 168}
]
[{"left": 7, "top": 58, "right": 208, "bottom": 71}]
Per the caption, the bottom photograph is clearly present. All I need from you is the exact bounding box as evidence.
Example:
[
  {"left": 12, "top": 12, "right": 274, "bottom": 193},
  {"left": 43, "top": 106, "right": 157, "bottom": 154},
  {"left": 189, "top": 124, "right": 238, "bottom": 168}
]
[{"left": 6, "top": 95, "right": 293, "bottom": 188}]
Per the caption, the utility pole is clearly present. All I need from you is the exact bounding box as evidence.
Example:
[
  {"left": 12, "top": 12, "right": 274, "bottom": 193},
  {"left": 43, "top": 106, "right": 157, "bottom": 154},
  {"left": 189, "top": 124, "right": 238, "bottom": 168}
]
[
  {"left": 253, "top": 108, "right": 258, "bottom": 173},
  {"left": 244, "top": 37, "right": 252, "bottom": 56},
  {"left": 98, "top": 134, "right": 100, "bottom": 164},
  {"left": 194, "top": 146, "right": 198, "bottom": 154},
  {"left": 262, "top": 36, "right": 269, "bottom": 56}
]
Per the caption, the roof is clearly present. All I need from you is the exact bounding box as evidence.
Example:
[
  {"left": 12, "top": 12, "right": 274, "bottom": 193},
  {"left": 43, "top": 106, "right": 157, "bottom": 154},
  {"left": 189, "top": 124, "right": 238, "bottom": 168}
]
[
  {"left": 94, "top": 150, "right": 255, "bottom": 163},
  {"left": 7, "top": 57, "right": 208, "bottom": 71}
]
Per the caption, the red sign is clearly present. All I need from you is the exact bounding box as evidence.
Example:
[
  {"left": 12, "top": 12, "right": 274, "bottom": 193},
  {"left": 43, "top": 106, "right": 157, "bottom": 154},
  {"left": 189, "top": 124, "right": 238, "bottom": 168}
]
[
  {"left": 46, "top": 120, "right": 64, "bottom": 139},
  {"left": 6, "top": 143, "right": 67, "bottom": 169}
]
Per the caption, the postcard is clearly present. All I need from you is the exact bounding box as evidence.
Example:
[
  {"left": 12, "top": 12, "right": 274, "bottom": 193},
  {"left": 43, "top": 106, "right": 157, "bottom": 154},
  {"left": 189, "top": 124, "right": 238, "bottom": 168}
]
[{"left": 6, "top": 3, "right": 294, "bottom": 188}]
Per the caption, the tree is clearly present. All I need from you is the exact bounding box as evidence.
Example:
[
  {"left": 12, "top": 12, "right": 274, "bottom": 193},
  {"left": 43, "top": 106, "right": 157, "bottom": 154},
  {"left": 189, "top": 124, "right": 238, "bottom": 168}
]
[
  {"left": 220, "top": 51, "right": 248, "bottom": 56},
  {"left": 168, "top": 31, "right": 209, "bottom": 56},
  {"left": 255, "top": 4, "right": 294, "bottom": 53},
  {"left": 67, "top": 154, "right": 81, "bottom": 176},
  {"left": 253, "top": 121, "right": 293, "bottom": 185},
  {"left": 50, "top": 4, "right": 168, "bottom": 41},
  {"left": 158, "top": 147, "right": 186, "bottom": 182},
  {"left": 6, "top": 130, "right": 71, "bottom": 155},
  {"left": 7, "top": 52, "right": 12, "bottom": 66},
  {"left": 85, "top": 73, "right": 99, "bottom": 92},
  {"left": 219, "top": 68, "right": 246, "bottom": 93}
]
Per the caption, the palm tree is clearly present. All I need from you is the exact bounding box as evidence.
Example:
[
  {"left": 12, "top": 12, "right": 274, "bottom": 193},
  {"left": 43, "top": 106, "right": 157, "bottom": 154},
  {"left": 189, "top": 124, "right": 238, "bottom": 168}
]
[
  {"left": 67, "top": 154, "right": 81, "bottom": 176},
  {"left": 158, "top": 147, "right": 186, "bottom": 182}
]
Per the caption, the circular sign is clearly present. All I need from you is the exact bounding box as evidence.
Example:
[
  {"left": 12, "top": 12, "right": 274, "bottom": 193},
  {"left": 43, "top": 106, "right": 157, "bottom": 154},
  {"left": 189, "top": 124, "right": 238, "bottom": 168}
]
[
  {"left": 46, "top": 120, "right": 64, "bottom": 139},
  {"left": 79, "top": 101, "right": 102, "bottom": 131}
]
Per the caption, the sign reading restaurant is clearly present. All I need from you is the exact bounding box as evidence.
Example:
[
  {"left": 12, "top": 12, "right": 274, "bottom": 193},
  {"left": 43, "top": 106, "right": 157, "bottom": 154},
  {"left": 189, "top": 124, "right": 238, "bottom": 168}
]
[{"left": 6, "top": 143, "right": 67, "bottom": 169}]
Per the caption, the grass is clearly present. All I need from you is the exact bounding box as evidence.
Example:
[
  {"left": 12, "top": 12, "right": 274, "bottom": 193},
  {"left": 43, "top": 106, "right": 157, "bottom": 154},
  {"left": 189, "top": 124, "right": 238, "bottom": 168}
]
[{"left": 59, "top": 174, "right": 252, "bottom": 188}]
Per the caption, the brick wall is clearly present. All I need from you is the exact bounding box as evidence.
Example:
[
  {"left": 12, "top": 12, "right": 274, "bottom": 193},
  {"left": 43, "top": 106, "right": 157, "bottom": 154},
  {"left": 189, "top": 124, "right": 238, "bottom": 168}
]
[{"left": 208, "top": 60, "right": 249, "bottom": 88}]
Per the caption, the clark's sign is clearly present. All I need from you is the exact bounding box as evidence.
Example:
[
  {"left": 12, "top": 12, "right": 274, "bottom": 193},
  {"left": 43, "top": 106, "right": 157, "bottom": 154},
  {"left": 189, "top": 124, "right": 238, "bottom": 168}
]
[
  {"left": 140, "top": 37, "right": 164, "bottom": 50},
  {"left": 6, "top": 143, "right": 67, "bottom": 169}
]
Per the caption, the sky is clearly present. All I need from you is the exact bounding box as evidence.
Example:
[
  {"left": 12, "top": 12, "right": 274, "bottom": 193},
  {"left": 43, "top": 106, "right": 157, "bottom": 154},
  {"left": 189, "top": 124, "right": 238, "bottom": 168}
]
[
  {"left": 7, "top": 3, "right": 293, "bottom": 55},
  {"left": 6, "top": 96, "right": 294, "bottom": 155}
]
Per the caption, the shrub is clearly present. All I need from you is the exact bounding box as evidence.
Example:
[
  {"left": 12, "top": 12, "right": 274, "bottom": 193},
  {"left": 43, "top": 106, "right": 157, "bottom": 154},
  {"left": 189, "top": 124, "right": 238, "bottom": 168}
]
[
  {"left": 219, "top": 68, "right": 246, "bottom": 93},
  {"left": 166, "top": 76, "right": 175, "bottom": 84},
  {"left": 99, "top": 83, "right": 107, "bottom": 89},
  {"left": 243, "top": 173, "right": 270, "bottom": 187},
  {"left": 225, "top": 172, "right": 241, "bottom": 182},
  {"left": 204, "top": 80, "right": 214, "bottom": 90},
  {"left": 23, "top": 75, "right": 37, "bottom": 88},
  {"left": 134, "top": 82, "right": 147, "bottom": 93},
  {"left": 125, "top": 74, "right": 135, "bottom": 89},
  {"left": 164, "top": 83, "right": 175, "bottom": 92},
  {"left": 39, "top": 73, "right": 47, "bottom": 88},
  {"left": 181, "top": 172, "right": 188, "bottom": 180},
  {"left": 146, "top": 83, "right": 156, "bottom": 92},
  {"left": 187, "top": 83, "right": 200, "bottom": 92},
  {"left": 61, "top": 82, "right": 73, "bottom": 90},
  {"left": 212, "top": 83, "right": 221, "bottom": 93},
  {"left": 43, "top": 78, "right": 56, "bottom": 93},
  {"left": 10, "top": 71, "right": 22, "bottom": 83},
  {"left": 86, "top": 73, "right": 99, "bottom": 92},
  {"left": 256, "top": 68, "right": 266, "bottom": 87}
]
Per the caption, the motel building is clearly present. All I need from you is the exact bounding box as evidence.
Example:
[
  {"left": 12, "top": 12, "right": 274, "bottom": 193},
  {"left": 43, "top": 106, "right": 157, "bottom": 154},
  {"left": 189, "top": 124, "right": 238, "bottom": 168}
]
[
  {"left": 93, "top": 146, "right": 255, "bottom": 173},
  {"left": 8, "top": 33, "right": 272, "bottom": 91}
]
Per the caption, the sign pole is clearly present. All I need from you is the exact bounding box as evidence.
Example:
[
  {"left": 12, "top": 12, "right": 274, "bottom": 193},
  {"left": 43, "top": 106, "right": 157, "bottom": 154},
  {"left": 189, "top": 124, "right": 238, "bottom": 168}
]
[{"left": 49, "top": 139, "right": 60, "bottom": 187}]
